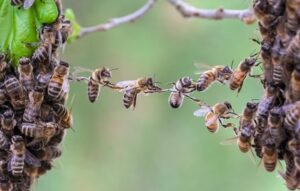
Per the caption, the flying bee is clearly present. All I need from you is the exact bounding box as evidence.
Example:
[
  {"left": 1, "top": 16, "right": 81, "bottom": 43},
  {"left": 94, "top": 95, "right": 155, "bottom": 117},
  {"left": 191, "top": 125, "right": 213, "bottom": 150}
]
[
  {"left": 4, "top": 75, "right": 25, "bottom": 110},
  {"left": 229, "top": 57, "right": 258, "bottom": 93},
  {"left": 261, "top": 131, "right": 277, "bottom": 172},
  {"left": 196, "top": 65, "right": 232, "bottom": 91},
  {"left": 194, "top": 102, "right": 239, "bottom": 133},
  {"left": 0, "top": 54, "right": 8, "bottom": 82},
  {"left": 168, "top": 77, "right": 196, "bottom": 108},
  {"left": 288, "top": 139, "right": 300, "bottom": 171},
  {"left": 83, "top": 67, "right": 114, "bottom": 103},
  {"left": 115, "top": 77, "right": 162, "bottom": 109},
  {"left": 18, "top": 57, "right": 34, "bottom": 92},
  {"left": 8, "top": 136, "right": 41, "bottom": 177},
  {"left": 23, "top": 88, "right": 44, "bottom": 123},
  {"left": 11, "top": 0, "right": 35, "bottom": 9},
  {"left": 53, "top": 103, "right": 73, "bottom": 129},
  {"left": 1, "top": 108, "right": 17, "bottom": 136},
  {"left": 47, "top": 61, "right": 69, "bottom": 102}
]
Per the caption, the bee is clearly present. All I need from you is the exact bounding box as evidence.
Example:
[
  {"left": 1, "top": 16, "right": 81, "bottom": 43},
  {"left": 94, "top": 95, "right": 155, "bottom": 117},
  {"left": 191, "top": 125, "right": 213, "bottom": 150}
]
[
  {"left": 268, "top": 108, "right": 286, "bottom": 146},
  {"left": 284, "top": 101, "right": 300, "bottom": 132},
  {"left": 271, "top": 37, "right": 284, "bottom": 85},
  {"left": 4, "top": 75, "right": 25, "bottom": 110},
  {"left": 1, "top": 108, "right": 17, "bottom": 135},
  {"left": 0, "top": 175, "right": 11, "bottom": 191},
  {"left": 0, "top": 54, "right": 8, "bottom": 82},
  {"left": 239, "top": 102, "right": 258, "bottom": 127},
  {"left": 236, "top": 123, "right": 255, "bottom": 153},
  {"left": 21, "top": 122, "right": 58, "bottom": 147},
  {"left": 261, "top": 131, "right": 277, "bottom": 172},
  {"left": 253, "top": 0, "right": 279, "bottom": 28},
  {"left": 229, "top": 57, "right": 258, "bottom": 93},
  {"left": 288, "top": 139, "right": 300, "bottom": 171},
  {"left": 193, "top": 102, "right": 238, "bottom": 133},
  {"left": 288, "top": 65, "right": 300, "bottom": 102},
  {"left": 53, "top": 103, "right": 73, "bottom": 129},
  {"left": 115, "top": 77, "right": 162, "bottom": 109},
  {"left": 8, "top": 136, "right": 41, "bottom": 177},
  {"left": 36, "top": 72, "right": 52, "bottom": 90},
  {"left": 87, "top": 67, "right": 113, "bottom": 103},
  {"left": 18, "top": 57, "right": 34, "bottom": 92},
  {"left": 47, "top": 61, "right": 69, "bottom": 102},
  {"left": 11, "top": 0, "right": 35, "bottom": 9},
  {"left": 279, "top": 152, "right": 298, "bottom": 190},
  {"left": 286, "top": 0, "right": 300, "bottom": 34},
  {"left": 23, "top": 88, "right": 44, "bottom": 123},
  {"left": 276, "top": 18, "right": 292, "bottom": 49},
  {"left": 47, "top": 129, "right": 65, "bottom": 146},
  {"left": 32, "top": 43, "right": 51, "bottom": 64},
  {"left": 168, "top": 77, "right": 196, "bottom": 108},
  {"left": 0, "top": 88, "right": 8, "bottom": 106},
  {"left": 24, "top": 161, "right": 52, "bottom": 179},
  {"left": 36, "top": 146, "right": 62, "bottom": 161},
  {"left": 196, "top": 66, "right": 232, "bottom": 91},
  {"left": 0, "top": 131, "right": 9, "bottom": 150},
  {"left": 286, "top": 31, "right": 300, "bottom": 63}
]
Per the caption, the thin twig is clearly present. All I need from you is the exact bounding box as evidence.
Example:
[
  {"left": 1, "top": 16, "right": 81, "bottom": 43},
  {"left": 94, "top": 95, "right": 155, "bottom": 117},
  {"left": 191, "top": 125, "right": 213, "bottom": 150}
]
[
  {"left": 78, "top": 0, "right": 157, "bottom": 38},
  {"left": 168, "top": 0, "right": 256, "bottom": 24}
]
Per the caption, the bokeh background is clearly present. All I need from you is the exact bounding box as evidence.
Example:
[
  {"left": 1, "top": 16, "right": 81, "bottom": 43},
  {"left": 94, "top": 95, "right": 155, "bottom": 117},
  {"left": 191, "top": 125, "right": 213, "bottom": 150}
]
[{"left": 37, "top": 0, "right": 287, "bottom": 190}]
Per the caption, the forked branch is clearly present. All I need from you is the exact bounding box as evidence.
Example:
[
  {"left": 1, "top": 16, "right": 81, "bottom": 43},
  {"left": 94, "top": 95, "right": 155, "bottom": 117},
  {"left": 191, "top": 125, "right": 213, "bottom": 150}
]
[{"left": 78, "top": 0, "right": 157, "bottom": 38}]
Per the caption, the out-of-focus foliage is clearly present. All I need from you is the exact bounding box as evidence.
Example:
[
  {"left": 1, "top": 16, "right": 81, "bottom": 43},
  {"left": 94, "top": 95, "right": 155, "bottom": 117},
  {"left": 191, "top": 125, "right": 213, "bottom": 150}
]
[
  {"left": 37, "top": 0, "right": 286, "bottom": 191},
  {"left": 0, "top": 0, "right": 58, "bottom": 65}
]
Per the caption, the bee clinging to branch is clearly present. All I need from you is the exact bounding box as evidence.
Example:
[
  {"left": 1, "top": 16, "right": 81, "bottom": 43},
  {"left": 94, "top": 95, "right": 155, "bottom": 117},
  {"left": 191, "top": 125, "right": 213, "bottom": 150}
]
[
  {"left": 196, "top": 65, "right": 233, "bottom": 91},
  {"left": 193, "top": 102, "right": 239, "bottom": 133},
  {"left": 168, "top": 76, "right": 196, "bottom": 108},
  {"left": 229, "top": 57, "right": 259, "bottom": 93},
  {"left": 115, "top": 77, "right": 162, "bottom": 109}
]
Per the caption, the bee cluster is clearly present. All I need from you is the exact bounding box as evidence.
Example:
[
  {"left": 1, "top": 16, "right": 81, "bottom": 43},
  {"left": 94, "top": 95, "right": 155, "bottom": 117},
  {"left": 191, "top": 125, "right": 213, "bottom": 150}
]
[{"left": 0, "top": 2, "right": 73, "bottom": 190}]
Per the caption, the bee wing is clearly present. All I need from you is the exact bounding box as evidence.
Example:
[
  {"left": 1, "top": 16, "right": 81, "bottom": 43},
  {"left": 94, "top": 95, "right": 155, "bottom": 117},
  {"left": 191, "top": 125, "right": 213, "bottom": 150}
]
[
  {"left": 25, "top": 150, "right": 41, "bottom": 168},
  {"left": 115, "top": 80, "right": 136, "bottom": 91},
  {"left": 73, "top": 66, "right": 94, "bottom": 74},
  {"left": 193, "top": 106, "right": 211, "bottom": 117},
  {"left": 220, "top": 136, "right": 238, "bottom": 146},
  {"left": 62, "top": 78, "right": 70, "bottom": 92},
  {"left": 205, "top": 114, "right": 219, "bottom": 127},
  {"left": 23, "top": 0, "right": 35, "bottom": 9}
]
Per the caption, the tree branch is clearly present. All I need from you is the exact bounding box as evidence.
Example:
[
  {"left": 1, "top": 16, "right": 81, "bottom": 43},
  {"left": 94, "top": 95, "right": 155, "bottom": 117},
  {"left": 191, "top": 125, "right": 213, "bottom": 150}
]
[
  {"left": 168, "top": 0, "right": 256, "bottom": 24},
  {"left": 77, "top": 0, "right": 157, "bottom": 38}
]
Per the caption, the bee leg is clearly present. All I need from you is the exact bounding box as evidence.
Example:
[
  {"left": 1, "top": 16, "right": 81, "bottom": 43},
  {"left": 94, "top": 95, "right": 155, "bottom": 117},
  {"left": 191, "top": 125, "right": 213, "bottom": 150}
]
[
  {"left": 132, "top": 94, "right": 137, "bottom": 110},
  {"left": 248, "top": 73, "right": 262, "bottom": 79},
  {"left": 219, "top": 119, "right": 234, "bottom": 128}
]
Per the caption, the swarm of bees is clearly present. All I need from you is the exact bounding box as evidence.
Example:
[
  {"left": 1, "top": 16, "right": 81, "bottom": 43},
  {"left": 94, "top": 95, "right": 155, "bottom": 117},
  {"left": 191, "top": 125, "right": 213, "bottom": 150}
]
[{"left": 6, "top": 0, "right": 300, "bottom": 190}]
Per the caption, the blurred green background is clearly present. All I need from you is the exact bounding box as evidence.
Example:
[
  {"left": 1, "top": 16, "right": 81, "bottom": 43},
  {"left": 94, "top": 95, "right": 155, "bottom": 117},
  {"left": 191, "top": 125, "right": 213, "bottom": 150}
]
[{"left": 37, "top": 0, "right": 286, "bottom": 191}]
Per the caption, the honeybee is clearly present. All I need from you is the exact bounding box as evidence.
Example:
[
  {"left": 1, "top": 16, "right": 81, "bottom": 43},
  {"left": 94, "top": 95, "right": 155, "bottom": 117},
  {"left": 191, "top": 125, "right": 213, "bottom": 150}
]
[
  {"left": 115, "top": 77, "right": 162, "bottom": 109},
  {"left": 261, "top": 131, "right": 277, "bottom": 172},
  {"left": 4, "top": 75, "right": 25, "bottom": 110},
  {"left": 0, "top": 131, "right": 9, "bottom": 150},
  {"left": 36, "top": 146, "right": 62, "bottom": 161},
  {"left": 47, "top": 129, "right": 65, "bottom": 146},
  {"left": 196, "top": 66, "right": 232, "bottom": 91},
  {"left": 229, "top": 57, "right": 258, "bottom": 93},
  {"left": 268, "top": 108, "right": 286, "bottom": 146},
  {"left": 23, "top": 88, "right": 44, "bottom": 123},
  {"left": 288, "top": 65, "right": 300, "bottom": 102},
  {"left": 284, "top": 101, "right": 300, "bottom": 132},
  {"left": 53, "top": 103, "right": 73, "bottom": 129},
  {"left": 239, "top": 102, "right": 258, "bottom": 127},
  {"left": 279, "top": 152, "right": 297, "bottom": 190},
  {"left": 47, "top": 61, "right": 69, "bottom": 102},
  {"left": 193, "top": 102, "right": 238, "bottom": 133},
  {"left": 1, "top": 108, "right": 17, "bottom": 135},
  {"left": 0, "top": 54, "right": 8, "bottom": 82},
  {"left": 36, "top": 71, "right": 52, "bottom": 90},
  {"left": 86, "top": 67, "right": 113, "bottom": 103},
  {"left": 0, "top": 88, "right": 8, "bottom": 106},
  {"left": 32, "top": 43, "right": 51, "bottom": 64},
  {"left": 271, "top": 37, "right": 284, "bottom": 85},
  {"left": 286, "top": 0, "right": 300, "bottom": 34},
  {"left": 286, "top": 31, "right": 300, "bottom": 63},
  {"left": 18, "top": 57, "right": 34, "bottom": 92},
  {"left": 168, "top": 77, "right": 196, "bottom": 108},
  {"left": 24, "top": 161, "right": 52, "bottom": 179},
  {"left": 10, "top": 0, "right": 35, "bottom": 9},
  {"left": 0, "top": 175, "right": 11, "bottom": 191},
  {"left": 8, "top": 136, "right": 41, "bottom": 177},
  {"left": 253, "top": 0, "right": 280, "bottom": 28},
  {"left": 21, "top": 122, "right": 58, "bottom": 146},
  {"left": 288, "top": 139, "right": 300, "bottom": 171}
]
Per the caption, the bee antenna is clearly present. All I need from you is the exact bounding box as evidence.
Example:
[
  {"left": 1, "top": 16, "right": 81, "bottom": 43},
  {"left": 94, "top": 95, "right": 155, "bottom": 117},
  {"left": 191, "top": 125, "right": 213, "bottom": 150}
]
[
  {"left": 230, "top": 60, "right": 234, "bottom": 69},
  {"left": 110, "top": 68, "right": 119, "bottom": 71},
  {"left": 250, "top": 37, "right": 261, "bottom": 45}
]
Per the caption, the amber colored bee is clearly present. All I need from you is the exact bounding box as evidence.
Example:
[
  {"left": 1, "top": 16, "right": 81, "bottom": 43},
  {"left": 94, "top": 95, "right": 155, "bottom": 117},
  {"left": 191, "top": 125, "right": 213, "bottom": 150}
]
[
  {"left": 196, "top": 66, "right": 232, "bottom": 91},
  {"left": 0, "top": 54, "right": 8, "bottom": 82},
  {"left": 261, "top": 131, "right": 277, "bottom": 172},
  {"left": 237, "top": 123, "right": 255, "bottom": 153},
  {"left": 18, "top": 57, "right": 34, "bottom": 92},
  {"left": 168, "top": 77, "right": 196, "bottom": 108},
  {"left": 87, "top": 67, "right": 112, "bottom": 103},
  {"left": 47, "top": 129, "right": 65, "bottom": 146},
  {"left": 47, "top": 61, "right": 69, "bottom": 102},
  {"left": 0, "top": 108, "right": 17, "bottom": 135},
  {"left": 194, "top": 102, "right": 238, "bottom": 133},
  {"left": 23, "top": 88, "right": 44, "bottom": 123},
  {"left": 4, "top": 75, "right": 25, "bottom": 110},
  {"left": 53, "top": 103, "right": 73, "bottom": 129},
  {"left": 116, "top": 77, "right": 162, "bottom": 109},
  {"left": 8, "top": 136, "right": 41, "bottom": 177},
  {"left": 229, "top": 57, "right": 258, "bottom": 93},
  {"left": 10, "top": 0, "right": 35, "bottom": 9}
]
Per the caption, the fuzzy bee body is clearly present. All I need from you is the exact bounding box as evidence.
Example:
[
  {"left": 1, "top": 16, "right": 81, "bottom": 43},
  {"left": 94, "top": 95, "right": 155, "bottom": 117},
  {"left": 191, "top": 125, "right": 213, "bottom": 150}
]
[
  {"left": 18, "top": 58, "right": 34, "bottom": 92},
  {"left": 169, "top": 77, "right": 195, "bottom": 108},
  {"left": 23, "top": 89, "right": 44, "bottom": 123},
  {"left": 53, "top": 103, "right": 73, "bottom": 129},
  {"left": 4, "top": 76, "right": 25, "bottom": 110}
]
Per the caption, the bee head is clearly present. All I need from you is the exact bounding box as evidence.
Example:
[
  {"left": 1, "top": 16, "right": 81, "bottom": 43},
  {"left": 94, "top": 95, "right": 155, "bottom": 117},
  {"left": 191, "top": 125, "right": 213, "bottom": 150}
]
[
  {"left": 11, "top": 136, "right": 25, "bottom": 151},
  {"left": 269, "top": 108, "right": 281, "bottom": 124},
  {"left": 56, "top": 61, "right": 69, "bottom": 75},
  {"left": 19, "top": 57, "right": 30, "bottom": 66},
  {"left": 100, "top": 67, "right": 112, "bottom": 78},
  {"left": 224, "top": 101, "right": 232, "bottom": 110},
  {"left": 246, "top": 102, "right": 258, "bottom": 110},
  {"left": 181, "top": 77, "right": 192, "bottom": 87}
]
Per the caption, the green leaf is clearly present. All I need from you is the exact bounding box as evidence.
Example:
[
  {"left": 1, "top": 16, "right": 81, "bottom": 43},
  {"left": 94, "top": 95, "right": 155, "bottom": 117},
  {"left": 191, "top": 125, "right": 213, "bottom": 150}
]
[{"left": 0, "top": 0, "right": 58, "bottom": 66}]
